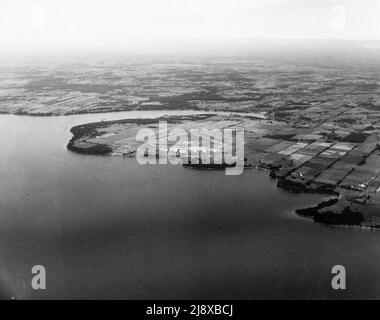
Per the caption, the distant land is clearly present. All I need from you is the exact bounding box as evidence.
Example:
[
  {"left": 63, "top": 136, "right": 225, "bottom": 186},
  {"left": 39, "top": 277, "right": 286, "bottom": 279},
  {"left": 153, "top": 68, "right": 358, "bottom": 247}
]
[{"left": 1, "top": 45, "right": 380, "bottom": 117}]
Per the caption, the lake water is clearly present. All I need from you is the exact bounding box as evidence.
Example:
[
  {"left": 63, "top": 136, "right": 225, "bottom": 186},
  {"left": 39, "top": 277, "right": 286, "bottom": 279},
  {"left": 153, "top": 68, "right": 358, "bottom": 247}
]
[{"left": 0, "top": 111, "right": 379, "bottom": 300}]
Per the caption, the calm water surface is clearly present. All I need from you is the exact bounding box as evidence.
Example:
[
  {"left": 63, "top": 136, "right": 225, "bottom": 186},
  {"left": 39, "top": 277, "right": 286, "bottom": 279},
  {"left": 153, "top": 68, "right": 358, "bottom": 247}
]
[{"left": 0, "top": 111, "right": 379, "bottom": 299}]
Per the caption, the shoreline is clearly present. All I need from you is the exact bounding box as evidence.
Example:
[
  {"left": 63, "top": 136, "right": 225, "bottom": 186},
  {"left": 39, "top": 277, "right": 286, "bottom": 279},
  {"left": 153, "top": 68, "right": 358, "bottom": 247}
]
[
  {"left": 0, "top": 108, "right": 268, "bottom": 120},
  {"left": 276, "top": 175, "right": 380, "bottom": 230},
  {"left": 65, "top": 115, "right": 380, "bottom": 231}
]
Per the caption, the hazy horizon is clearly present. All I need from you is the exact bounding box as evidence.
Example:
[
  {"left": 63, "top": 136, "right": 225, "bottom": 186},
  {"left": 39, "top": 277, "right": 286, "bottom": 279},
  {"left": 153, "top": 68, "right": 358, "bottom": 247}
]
[{"left": 1, "top": 0, "right": 380, "bottom": 55}]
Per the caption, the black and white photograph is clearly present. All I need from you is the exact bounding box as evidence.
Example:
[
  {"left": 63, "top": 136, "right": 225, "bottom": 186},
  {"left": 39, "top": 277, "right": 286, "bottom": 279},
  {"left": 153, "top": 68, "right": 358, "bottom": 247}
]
[{"left": 0, "top": 0, "right": 380, "bottom": 304}]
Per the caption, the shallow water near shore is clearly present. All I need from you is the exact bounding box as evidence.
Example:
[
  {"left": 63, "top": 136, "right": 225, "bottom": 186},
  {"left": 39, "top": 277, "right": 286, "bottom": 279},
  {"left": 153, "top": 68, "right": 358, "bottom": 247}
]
[{"left": 0, "top": 111, "right": 379, "bottom": 299}]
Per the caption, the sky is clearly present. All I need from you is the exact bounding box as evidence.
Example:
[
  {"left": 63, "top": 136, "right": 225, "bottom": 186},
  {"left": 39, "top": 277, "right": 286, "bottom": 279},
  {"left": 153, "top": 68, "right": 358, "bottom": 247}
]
[{"left": 0, "top": 0, "right": 380, "bottom": 54}]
